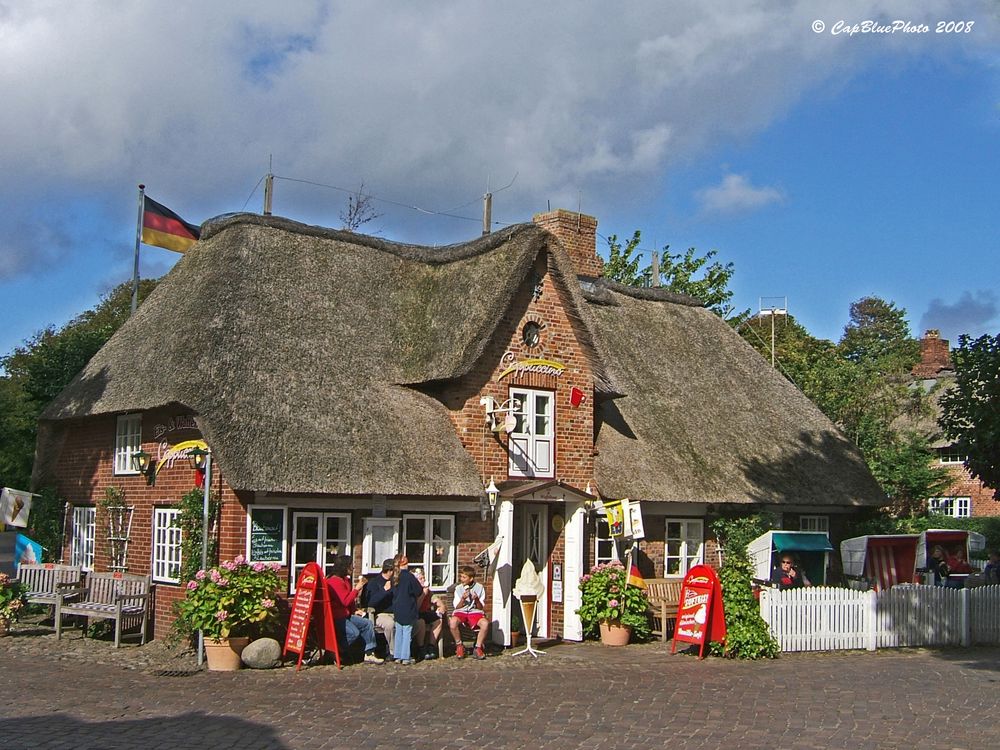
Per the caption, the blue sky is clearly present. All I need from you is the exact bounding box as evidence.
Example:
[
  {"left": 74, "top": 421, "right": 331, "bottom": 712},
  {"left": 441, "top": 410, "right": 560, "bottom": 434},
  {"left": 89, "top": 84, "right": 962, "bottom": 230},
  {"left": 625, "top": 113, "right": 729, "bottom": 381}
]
[{"left": 0, "top": 2, "right": 997, "bottom": 362}]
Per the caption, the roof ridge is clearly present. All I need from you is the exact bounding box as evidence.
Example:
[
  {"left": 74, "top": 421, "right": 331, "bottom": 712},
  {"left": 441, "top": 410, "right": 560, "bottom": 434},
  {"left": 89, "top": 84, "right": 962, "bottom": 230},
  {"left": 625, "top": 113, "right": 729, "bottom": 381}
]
[{"left": 200, "top": 212, "right": 540, "bottom": 265}]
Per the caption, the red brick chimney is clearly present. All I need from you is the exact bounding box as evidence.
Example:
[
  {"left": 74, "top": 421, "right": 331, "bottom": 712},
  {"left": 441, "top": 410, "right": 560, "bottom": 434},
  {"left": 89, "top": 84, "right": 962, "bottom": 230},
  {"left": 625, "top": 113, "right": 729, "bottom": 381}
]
[
  {"left": 533, "top": 209, "right": 603, "bottom": 278},
  {"left": 913, "top": 329, "right": 953, "bottom": 378}
]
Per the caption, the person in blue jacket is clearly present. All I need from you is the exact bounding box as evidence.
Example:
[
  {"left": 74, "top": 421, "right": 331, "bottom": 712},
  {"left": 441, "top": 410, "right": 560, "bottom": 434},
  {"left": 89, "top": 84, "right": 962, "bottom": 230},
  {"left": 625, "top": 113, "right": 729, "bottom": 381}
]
[{"left": 392, "top": 555, "right": 424, "bottom": 665}]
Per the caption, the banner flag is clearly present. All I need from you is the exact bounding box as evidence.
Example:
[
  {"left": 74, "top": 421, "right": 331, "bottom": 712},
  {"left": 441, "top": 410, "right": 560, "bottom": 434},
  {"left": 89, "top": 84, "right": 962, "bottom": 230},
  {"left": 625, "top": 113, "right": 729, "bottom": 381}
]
[
  {"left": 1, "top": 488, "right": 33, "bottom": 528},
  {"left": 141, "top": 195, "right": 200, "bottom": 253}
]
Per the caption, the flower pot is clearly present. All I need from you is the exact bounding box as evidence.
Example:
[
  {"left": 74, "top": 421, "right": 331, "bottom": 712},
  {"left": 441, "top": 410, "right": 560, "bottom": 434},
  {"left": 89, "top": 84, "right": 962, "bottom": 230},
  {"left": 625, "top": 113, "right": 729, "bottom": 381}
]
[
  {"left": 510, "top": 631, "right": 522, "bottom": 647},
  {"left": 599, "top": 620, "right": 631, "bottom": 646},
  {"left": 0, "top": 618, "right": 9, "bottom": 637},
  {"left": 204, "top": 637, "right": 251, "bottom": 671}
]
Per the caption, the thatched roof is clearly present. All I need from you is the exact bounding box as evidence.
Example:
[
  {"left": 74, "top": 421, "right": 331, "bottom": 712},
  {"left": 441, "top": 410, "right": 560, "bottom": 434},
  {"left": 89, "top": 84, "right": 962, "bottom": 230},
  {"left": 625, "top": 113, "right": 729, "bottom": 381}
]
[
  {"left": 586, "top": 280, "right": 885, "bottom": 507},
  {"left": 39, "top": 214, "right": 613, "bottom": 496},
  {"left": 38, "top": 213, "right": 884, "bottom": 507}
]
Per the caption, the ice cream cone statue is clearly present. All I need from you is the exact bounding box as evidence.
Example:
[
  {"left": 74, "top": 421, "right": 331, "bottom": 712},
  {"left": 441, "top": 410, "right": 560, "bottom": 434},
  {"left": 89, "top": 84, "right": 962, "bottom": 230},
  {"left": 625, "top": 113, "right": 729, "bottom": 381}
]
[{"left": 511, "top": 560, "right": 545, "bottom": 658}]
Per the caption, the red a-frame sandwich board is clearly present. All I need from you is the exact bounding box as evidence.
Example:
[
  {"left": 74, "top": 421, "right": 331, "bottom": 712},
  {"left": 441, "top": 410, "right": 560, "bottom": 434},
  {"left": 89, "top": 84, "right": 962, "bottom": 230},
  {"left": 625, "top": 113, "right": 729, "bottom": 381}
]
[
  {"left": 671, "top": 564, "right": 727, "bottom": 659},
  {"left": 283, "top": 561, "right": 342, "bottom": 671}
]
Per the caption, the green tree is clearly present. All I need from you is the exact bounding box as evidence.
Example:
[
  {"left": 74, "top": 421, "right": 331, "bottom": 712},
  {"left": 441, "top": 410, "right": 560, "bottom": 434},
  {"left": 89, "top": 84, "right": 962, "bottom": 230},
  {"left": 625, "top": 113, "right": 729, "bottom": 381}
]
[
  {"left": 602, "top": 230, "right": 744, "bottom": 320},
  {"left": 0, "top": 279, "right": 158, "bottom": 547},
  {"left": 740, "top": 298, "right": 947, "bottom": 516},
  {"left": 940, "top": 333, "right": 1000, "bottom": 499}
]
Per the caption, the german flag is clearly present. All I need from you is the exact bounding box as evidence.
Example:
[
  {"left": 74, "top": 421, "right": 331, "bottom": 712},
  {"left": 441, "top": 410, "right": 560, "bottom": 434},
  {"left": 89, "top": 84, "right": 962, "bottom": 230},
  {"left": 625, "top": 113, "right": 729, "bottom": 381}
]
[
  {"left": 628, "top": 561, "right": 646, "bottom": 589},
  {"left": 141, "top": 196, "right": 200, "bottom": 253}
]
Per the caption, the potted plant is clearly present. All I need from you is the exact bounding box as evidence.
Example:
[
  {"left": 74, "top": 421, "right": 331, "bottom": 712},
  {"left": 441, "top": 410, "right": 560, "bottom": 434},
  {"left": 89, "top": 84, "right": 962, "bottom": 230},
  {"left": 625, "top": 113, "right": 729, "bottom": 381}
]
[
  {"left": 510, "top": 601, "right": 524, "bottom": 646},
  {"left": 0, "top": 572, "right": 27, "bottom": 636},
  {"left": 577, "top": 561, "right": 650, "bottom": 645},
  {"left": 173, "top": 555, "right": 282, "bottom": 670}
]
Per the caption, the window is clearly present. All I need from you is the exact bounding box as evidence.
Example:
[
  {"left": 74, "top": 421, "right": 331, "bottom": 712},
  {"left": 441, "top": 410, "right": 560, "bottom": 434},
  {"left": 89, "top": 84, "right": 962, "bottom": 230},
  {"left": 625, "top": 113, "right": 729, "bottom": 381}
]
[
  {"left": 939, "top": 446, "right": 967, "bottom": 465},
  {"left": 508, "top": 387, "right": 554, "bottom": 478},
  {"left": 402, "top": 514, "right": 454, "bottom": 589},
  {"left": 152, "top": 508, "right": 182, "bottom": 583},
  {"left": 799, "top": 516, "right": 829, "bottom": 535},
  {"left": 362, "top": 518, "right": 400, "bottom": 574},
  {"left": 114, "top": 414, "right": 142, "bottom": 475},
  {"left": 290, "top": 512, "right": 351, "bottom": 590},
  {"left": 664, "top": 519, "right": 704, "bottom": 577},
  {"left": 595, "top": 517, "right": 620, "bottom": 566},
  {"left": 929, "top": 497, "right": 971, "bottom": 518},
  {"left": 70, "top": 506, "right": 96, "bottom": 571}
]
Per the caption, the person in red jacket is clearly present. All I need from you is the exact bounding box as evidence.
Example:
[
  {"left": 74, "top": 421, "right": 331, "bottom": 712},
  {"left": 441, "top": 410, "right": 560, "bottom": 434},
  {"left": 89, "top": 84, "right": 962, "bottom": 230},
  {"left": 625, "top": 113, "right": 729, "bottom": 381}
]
[{"left": 328, "top": 555, "right": 383, "bottom": 664}]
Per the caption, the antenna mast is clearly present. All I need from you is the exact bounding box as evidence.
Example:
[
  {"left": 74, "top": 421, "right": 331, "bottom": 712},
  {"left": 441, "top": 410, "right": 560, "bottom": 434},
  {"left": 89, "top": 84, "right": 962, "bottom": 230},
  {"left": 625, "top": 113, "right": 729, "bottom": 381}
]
[{"left": 263, "top": 155, "right": 274, "bottom": 216}]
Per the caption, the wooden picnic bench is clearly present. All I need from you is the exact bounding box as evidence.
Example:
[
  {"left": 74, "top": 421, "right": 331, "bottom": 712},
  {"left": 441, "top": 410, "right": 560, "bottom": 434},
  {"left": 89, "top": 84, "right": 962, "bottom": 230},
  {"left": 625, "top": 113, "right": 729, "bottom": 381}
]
[
  {"left": 646, "top": 578, "right": 683, "bottom": 642},
  {"left": 55, "top": 571, "right": 151, "bottom": 648},
  {"left": 14, "top": 563, "right": 82, "bottom": 614}
]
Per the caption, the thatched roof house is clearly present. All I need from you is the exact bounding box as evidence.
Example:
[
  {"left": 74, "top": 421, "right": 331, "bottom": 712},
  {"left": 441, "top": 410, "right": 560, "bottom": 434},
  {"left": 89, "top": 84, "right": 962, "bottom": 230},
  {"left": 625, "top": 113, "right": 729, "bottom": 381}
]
[{"left": 35, "top": 207, "right": 884, "bottom": 643}]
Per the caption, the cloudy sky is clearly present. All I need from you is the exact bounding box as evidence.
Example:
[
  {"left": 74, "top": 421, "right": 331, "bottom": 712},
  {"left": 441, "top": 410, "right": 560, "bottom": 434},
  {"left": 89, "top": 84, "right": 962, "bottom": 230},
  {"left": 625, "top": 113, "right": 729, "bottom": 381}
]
[{"left": 1, "top": 1, "right": 997, "bottom": 359}]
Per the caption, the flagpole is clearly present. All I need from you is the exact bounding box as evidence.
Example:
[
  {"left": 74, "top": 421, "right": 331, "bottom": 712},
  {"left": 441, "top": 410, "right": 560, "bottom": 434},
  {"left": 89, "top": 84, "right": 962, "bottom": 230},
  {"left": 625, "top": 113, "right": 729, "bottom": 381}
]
[{"left": 131, "top": 184, "right": 145, "bottom": 316}]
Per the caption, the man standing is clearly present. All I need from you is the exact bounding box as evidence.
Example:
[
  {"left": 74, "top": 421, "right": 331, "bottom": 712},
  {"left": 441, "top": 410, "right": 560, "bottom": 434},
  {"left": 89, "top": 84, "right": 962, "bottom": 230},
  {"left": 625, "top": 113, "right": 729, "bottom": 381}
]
[{"left": 365, "top": 558, "right": 398, "bottom": 657}]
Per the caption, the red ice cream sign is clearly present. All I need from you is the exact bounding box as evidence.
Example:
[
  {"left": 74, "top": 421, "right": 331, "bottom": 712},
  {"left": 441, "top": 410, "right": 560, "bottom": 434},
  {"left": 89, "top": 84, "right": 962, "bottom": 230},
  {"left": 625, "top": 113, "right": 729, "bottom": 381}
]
[{"left": 671, "top": 564, "right": 727, "bottom": 659}]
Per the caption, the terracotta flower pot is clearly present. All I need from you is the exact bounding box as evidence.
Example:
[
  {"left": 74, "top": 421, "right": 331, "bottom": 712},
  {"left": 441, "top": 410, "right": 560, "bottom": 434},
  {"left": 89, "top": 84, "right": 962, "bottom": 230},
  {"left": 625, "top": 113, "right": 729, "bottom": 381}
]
[
  {"left": 599, "top": 620, "right": 632, "bottom": 646},
  {"left": 0, "top": 618, "right": 9, "bottom": 637},
  {"left": 204, "top": 637, "right": 251, "bottom": 671},
  {"left": 510, "top": 631, "right": 522, "bottom": 647}
]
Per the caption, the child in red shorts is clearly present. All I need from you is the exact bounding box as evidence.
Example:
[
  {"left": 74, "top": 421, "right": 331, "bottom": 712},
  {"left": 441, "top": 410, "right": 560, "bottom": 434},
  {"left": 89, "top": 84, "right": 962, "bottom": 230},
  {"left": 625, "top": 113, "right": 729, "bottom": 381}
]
[{"left": 449, "top": 565, "right": 488, "bottom": 660}]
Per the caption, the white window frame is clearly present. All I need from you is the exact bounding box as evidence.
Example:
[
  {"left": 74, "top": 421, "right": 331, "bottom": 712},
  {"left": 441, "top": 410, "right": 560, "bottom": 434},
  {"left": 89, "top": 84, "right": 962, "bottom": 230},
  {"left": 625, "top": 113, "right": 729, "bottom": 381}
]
[
  {"left": 799, "top": 515, "right": 830, "bottom": 536},
  {"left": 939, "top": 446, "right": 966, "bottom": 465},
  {"left": 929, "top": 497, "right": 971, "bottom": 518},
  {"left": 70, "top": 505, "right": 96, "bottom": 571},
  {"left": 594, "top": 516, "right": 620, "bottom": 566},
  {"left": 362, "top": 518, "right": 400, "bottom": 575},
  {"left": 664, "top": 518, "right": 704, "bottom": 578},
  {"left": 402, "top": 514, "right": 455, "bottom": 590},
  {"left": 508, "top": 387, "right": 555, "bottom": 478},
  {"left": 290, "top": 511, "right": 351, "bottom": 592},
  {"left": 152, "top": 507, "right": 182, "bottom": 583},
  {"left": 114, "top": 414, "right": 142, "bottom": 475}
]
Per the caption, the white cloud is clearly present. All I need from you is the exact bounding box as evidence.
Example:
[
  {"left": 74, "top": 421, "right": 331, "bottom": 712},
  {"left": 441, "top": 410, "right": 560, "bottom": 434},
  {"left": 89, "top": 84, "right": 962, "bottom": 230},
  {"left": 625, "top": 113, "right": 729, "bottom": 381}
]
[
  {"left": 0, "top": 0, "right": 994, "bottom": 258},
  {"left": 695, "top": 174, "right": 785, "bottom": 217},
  {"left": 919, "top": 291, "right": 999, "bottom": 343}
]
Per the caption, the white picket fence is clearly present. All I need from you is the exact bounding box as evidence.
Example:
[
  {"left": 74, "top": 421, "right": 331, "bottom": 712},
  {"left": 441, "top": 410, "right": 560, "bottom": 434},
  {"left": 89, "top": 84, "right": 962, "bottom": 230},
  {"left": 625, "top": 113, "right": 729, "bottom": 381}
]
[{"left": 759, "top": 584, "right": 1000, "bottom": 652}]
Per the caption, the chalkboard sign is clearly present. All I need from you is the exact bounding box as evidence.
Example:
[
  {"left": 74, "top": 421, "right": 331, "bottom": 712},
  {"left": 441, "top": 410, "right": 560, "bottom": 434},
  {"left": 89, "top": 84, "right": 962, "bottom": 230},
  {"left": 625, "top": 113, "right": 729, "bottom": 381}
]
[{"left": 247, "top": 506, "right": 286, "bottom": 564}]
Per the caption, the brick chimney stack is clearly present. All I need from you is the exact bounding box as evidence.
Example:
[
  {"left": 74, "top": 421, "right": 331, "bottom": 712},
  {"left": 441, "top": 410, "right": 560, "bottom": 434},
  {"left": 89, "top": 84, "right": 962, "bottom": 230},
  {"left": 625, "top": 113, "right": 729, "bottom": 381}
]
[
  {"left": 913, "top": 329, "right": 953, "bottom": 378},
  {"left": 533, "top": 209, "right": 603, "bottom": 278}
]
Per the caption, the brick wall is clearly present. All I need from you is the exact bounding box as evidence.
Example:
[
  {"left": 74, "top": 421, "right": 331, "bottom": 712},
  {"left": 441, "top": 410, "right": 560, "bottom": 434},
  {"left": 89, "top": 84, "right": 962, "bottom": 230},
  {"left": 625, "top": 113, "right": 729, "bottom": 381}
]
[{"left": 913, "top": 330, "right": 953, "bottom": 378}]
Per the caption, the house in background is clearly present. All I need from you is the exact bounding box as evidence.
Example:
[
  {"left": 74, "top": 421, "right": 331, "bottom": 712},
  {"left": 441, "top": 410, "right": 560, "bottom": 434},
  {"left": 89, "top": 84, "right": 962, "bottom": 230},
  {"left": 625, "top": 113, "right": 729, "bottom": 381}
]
[
  {"left": 913, "top": 329, "right": 999, "bottom": 519},
  {"left": 33, "top": 208, "right": 884, "bottom": 643}
]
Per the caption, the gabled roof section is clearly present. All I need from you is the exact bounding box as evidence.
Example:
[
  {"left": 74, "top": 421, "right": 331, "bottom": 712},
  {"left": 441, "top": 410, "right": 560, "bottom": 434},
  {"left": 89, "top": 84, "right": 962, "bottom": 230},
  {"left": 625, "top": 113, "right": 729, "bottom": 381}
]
[
  {"left": 39, "top": 214, "right": 615, "bottom": 495},
  {"left": 586, "top": 281, "right": 885, "bottom": 507}
]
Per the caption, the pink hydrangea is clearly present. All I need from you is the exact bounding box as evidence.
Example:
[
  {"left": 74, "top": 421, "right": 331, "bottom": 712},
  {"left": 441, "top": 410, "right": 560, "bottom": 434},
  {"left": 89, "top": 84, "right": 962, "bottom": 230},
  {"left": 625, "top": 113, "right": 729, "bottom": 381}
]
[
  {"left": 267, "top": 562, "right": 282, "bottom": 571},
  {"left": 261, "top": 598, "right": 275, "bottom": 609},
  {"left": 608, "top": 599, "right": 619, "bottom": 608},
  {"left": 217, "top": 577, "right": 229, "bottom": 587},
  {"left": 215, "top": 610, "right": 228, "bottom": 622},
  {"left": 221, "top": 560, "right": 237, "bottom": 571},
  {"left": 195, "top": 570, "right": 206, "bottom": 580},
  {"left": 210, "top": 569, "right": 222, "bottom": 583},
  {"left": 186, "top": 580, "right": 198, "bottom": 590},
  {"left": 234, "top": 555, "right": 245, "bottom": 565},
  {"left": 252, "top": 562, "right": 266, "bottom": 573}
]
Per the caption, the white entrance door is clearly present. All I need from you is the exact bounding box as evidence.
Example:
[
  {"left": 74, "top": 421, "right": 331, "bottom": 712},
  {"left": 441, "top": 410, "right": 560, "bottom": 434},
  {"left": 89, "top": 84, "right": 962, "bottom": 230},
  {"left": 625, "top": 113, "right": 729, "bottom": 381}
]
[{"left": 521, "top": 504, "right": 549, "bottom": 637}]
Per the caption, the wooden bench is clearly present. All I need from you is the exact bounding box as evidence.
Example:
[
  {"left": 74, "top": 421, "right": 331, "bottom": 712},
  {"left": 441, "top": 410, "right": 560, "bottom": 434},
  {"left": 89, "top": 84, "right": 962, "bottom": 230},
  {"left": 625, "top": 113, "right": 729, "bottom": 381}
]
[
  {"left": 646, "top": 578, "right": 683, "bottom": 642},
  {"left": 55, "top": 571, "right": 151, "bottom": 648},
  {"left": 14, "top": 563, "right": 82, "bottom": 615}
]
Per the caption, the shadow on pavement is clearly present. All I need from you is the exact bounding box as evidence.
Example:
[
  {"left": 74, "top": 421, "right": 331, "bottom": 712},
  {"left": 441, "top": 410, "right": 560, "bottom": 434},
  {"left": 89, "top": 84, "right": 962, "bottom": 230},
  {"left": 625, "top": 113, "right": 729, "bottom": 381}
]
[{"left": 0, "top": 711, "right": 289, "bottom": 750}]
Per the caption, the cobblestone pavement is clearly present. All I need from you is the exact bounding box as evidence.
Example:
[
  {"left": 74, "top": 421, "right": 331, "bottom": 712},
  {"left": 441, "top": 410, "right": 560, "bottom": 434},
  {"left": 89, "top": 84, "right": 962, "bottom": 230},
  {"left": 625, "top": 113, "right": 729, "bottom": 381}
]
[{"left": 2, "top": 619, "right": 1000, "bottom": 750}]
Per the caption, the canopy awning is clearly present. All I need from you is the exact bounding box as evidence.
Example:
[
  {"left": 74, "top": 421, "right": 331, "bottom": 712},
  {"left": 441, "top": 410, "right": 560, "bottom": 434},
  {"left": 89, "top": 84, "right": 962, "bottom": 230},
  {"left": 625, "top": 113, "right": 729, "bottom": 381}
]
[{"left": 772, "top": 532, "right": 833, "bottom": 553}]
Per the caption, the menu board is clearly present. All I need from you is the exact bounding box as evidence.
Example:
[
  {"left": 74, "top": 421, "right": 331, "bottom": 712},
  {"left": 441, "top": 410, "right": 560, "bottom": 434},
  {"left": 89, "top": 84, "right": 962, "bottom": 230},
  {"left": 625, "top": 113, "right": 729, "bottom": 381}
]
[
  {"left": 672, "top": 564, "right": 727, "bottom": 659},
  {"left": 248, "top": 506, "right": 286, "bottom": 563}
]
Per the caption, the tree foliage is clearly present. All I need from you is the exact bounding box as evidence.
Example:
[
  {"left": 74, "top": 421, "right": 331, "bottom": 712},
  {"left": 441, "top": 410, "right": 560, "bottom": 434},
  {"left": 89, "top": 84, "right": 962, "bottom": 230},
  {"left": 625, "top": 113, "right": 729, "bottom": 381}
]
[
  {"left": 940, "top": 333, "right": 1000, "bottom": 499},
  {"left": 739, "top": 297, "right": 947, "bottom": 515},
  {"left": 0, "top": 280, "right": 157, "bottom": 554},
  {"left": 602, "top": 230, "right": 745, "bottom": 321}
]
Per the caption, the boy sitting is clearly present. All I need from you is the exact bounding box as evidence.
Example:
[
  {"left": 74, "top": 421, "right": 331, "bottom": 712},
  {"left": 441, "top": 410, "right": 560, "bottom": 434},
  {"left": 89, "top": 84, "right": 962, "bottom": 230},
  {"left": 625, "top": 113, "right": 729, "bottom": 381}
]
[{"left": 449, "top": 565, "right": 489, "bottom": 660}]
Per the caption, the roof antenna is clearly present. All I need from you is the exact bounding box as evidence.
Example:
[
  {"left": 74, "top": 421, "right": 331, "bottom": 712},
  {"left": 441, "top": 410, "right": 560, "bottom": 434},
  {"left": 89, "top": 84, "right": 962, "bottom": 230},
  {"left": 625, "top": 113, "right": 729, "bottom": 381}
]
[
  {"left": 481, "top": 172, "right": 517, "bottom": 235},
  {"left": 263, "top": 154, "right": 274, "bottom": 216}
]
